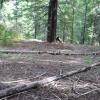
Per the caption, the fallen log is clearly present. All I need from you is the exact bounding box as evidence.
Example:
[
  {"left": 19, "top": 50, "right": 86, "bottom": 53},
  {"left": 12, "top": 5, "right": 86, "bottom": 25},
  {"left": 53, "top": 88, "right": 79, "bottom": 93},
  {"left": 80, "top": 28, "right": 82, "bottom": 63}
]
[
  {"left": 0, "top": 50, "right": 46, "bottom": 54},
  {"left": 0, "top": 49, "right": 100, "bottom": 55},
  {"left": 0, "top": 64, "right": 94, "bottom": 99},
  {"left": 0, "top": 76, "right": 57, "bottom": 99}
]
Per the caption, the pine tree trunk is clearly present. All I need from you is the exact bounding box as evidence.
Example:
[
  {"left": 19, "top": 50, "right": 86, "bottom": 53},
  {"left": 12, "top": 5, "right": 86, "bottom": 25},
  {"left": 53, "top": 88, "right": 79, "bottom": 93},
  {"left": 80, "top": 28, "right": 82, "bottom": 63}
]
[
  {"left": 70, "top": 1, "right": 75, "bottom": 43},
  {"left": 93, "top": 2, "right": 100, "bottom": 45},
  {"left": 47, "top": 0, "right": 58, "bottom": 43},
  {"left": 34, "top": 17, "right": 38, "bottom": 39},
  {"left": 15, "top": 0, "right": 18, "bottom": 31},
  {"left": 0, "top": 0, "right": 3, "bottom": 9},
  {"left": 80, "top": 0, "right": 88, "bottom": 44},
  {"left": 91, "top": 0, "right": 96, "bottom": 45}
]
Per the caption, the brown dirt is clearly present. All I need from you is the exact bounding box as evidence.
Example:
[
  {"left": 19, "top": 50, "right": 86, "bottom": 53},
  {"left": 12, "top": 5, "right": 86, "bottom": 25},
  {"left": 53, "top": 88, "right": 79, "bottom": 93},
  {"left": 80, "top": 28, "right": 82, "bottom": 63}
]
[{"left": 0, "top": 41, "right": 100, "bottom": 100}]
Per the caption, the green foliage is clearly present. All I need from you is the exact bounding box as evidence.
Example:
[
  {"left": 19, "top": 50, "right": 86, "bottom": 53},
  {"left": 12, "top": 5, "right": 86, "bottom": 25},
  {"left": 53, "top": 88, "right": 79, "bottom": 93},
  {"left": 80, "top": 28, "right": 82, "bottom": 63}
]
[
  {"left": 0, "top": 0, "right": 100, "bottom": 44},
  {"left": 0, "top": 24, "right": 24, "bottom": 45},
  {"left": 0, "top": 24, "right": 5, "bottom": 34},
  {"left": 84, "top": 56, "right": 93, "bottom": 64},
  {"left": 24, "top": 33, "right": 33, "bottom": 39}
]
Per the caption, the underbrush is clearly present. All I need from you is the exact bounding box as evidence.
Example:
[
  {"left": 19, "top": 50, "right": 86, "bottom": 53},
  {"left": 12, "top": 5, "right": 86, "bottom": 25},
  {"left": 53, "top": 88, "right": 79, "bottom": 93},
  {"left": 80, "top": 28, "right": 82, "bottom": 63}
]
[{"left": 0, "top": 24, "right": 24, "bottom": 45}]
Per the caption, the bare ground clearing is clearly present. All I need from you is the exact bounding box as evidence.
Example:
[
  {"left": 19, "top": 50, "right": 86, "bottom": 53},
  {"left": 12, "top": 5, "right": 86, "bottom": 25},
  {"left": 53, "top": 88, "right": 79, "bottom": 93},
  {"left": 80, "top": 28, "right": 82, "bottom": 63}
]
[{"left": 0, "top": 41, "right": 100, "bottom": 100}]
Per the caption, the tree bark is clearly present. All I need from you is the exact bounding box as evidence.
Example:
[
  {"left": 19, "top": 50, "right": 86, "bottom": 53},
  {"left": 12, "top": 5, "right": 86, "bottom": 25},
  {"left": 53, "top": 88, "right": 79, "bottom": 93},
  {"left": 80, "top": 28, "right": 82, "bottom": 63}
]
[
  {"left": 47, "top": 0, "right": 58, "bottom": 42},
  {"left": 15, "top": 0, "right": 19, "bottom": 31},
  {"left": 70, "top": 0, "right": 75, "bottom": 43},
  {"left": 80, "top": 0, "right": 88, "bottom": 44},
  {"left": 62, "top": 23, "right": 66, "bottom": 42},
  {"left": 0, "top": 0, "right": 3, "bottom": 9}
]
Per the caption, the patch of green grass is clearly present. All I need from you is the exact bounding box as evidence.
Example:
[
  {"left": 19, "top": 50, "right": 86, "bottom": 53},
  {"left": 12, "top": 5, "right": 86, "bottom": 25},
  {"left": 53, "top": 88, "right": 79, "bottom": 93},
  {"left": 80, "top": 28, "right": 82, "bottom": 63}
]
[{"left": 84, "top": 56, "right": 93, "bottom": 64}]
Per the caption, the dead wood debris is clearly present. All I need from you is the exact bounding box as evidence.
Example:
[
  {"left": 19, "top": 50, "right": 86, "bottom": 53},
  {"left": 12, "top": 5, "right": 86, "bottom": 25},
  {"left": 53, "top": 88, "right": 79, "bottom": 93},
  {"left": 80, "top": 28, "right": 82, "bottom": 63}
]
[
  {"left": 0, "top": 62, "right": 99, "bottom": 99},
  {"left": 75, "top": 88, "right": 100, "bottom": 99},
  {"left": 0, "top": 50, "right": 100, "bottom": 55}
]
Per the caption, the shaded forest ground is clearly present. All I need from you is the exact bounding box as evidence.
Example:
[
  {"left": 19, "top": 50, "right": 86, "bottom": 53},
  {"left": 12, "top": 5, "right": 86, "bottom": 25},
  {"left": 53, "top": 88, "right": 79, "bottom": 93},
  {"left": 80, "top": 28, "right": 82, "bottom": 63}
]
[{"left": 0, "top": 40, "right": 100, "bottom": 100}]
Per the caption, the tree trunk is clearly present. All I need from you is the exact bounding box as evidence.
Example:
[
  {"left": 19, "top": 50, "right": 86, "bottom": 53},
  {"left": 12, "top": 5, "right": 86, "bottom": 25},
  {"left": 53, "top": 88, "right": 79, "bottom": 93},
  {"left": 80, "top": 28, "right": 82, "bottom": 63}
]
[
  {"left": 47, "top": 0, "right": 58, "bottom": 43},
  {"left": 34, "top": 17, "right": 38, "bottom": 39},
  {"left": 80, "top": 0, "right": 88, "bottom": 44},
  {"left": 91, "top": 0, "right": 95, "bottom": 45},
  {"left": 70, "top": 1, "right": 75, "bottom": 43},
  {"left": 63, "top": 24, "right": 65, "bottom": 42},
  {"left": 0, "top": 0, "right": 3, "bottom": 9},
  {"left": 93, "top": 2, "right": 100, "bottom": 45},
  {"left": 15, "top": 0, "right": 18, "bottom": 31}
]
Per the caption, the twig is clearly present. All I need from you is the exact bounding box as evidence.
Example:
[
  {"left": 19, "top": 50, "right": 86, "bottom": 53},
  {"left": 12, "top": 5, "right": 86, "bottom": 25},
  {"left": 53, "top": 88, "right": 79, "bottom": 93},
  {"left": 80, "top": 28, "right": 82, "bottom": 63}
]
[
  {"left": 61, "top": 93, "right": 68, "bottom": 100},
  {"left": 0, "top": 90, "right": 28, "bottom": 100},
  {"left": 53, "top": 93, "right": 61, "bottom": 100},
  {"left": 76, "top": 88, "right": 100, "bottom": 98},
  {"left": 32, "top": 72, "right": 47, "bottom": 79},
  {"left": 17, "top": 93, "right": 20, "bottom": 100}
]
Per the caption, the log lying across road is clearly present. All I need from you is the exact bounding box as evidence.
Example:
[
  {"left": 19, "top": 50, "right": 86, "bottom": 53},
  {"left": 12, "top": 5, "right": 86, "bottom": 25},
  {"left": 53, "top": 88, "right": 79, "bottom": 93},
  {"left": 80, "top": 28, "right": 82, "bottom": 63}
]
[
  {"left": 0, "top": 50, "right": 46, "bottom": 54},
  {"left": 0, "top": 49, "right": 100, "bottom": 55},
  {"left": 0, "top": 63, "right": 99, "bottom": 99}
]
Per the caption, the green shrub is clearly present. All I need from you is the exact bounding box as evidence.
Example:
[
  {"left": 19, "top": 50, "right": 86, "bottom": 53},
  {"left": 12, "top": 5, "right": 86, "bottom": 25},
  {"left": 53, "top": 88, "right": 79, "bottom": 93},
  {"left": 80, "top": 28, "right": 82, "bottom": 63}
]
[{"left": 0, "top": 24, "right": 24, "bottom": 45}]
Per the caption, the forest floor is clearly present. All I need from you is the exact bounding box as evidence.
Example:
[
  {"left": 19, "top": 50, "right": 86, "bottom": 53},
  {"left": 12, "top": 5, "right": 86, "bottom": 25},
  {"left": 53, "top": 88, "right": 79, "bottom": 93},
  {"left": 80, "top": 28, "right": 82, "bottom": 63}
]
[{"left": 0, "top": 40, "right": 100, "bottom": 100}]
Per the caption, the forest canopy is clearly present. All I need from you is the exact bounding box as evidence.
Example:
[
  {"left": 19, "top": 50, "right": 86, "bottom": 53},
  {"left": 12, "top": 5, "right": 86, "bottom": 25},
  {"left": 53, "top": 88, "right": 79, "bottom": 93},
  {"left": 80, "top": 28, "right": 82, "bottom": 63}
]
[{"left": 0, "top": 0, "right": 100, "bottom": 45}]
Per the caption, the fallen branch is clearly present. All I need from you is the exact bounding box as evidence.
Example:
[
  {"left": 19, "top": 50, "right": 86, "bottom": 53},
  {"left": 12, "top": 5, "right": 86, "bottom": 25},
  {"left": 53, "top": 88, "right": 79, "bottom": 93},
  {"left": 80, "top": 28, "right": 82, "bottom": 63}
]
[
  {"left": 91, "top": 62, "right": 100, "bottom": 67},
  {"left": 53, "top": 93, "right": 61, "bottom": 100},
  {"left": 76, "top": 88, "right": 100, "bottom": 98},
  {"left": 0, "top": 64, "right": 93, "bottom": 99}
]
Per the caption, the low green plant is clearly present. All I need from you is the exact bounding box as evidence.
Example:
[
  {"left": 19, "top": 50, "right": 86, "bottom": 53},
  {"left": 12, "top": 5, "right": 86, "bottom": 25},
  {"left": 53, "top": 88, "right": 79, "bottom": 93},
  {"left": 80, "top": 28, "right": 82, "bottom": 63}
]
[
  {"left": 84, "top": 56, "right": 93, "bottom": 64},
  {"left": 0, "top": 24, "right": 24, "bottom": 45}
]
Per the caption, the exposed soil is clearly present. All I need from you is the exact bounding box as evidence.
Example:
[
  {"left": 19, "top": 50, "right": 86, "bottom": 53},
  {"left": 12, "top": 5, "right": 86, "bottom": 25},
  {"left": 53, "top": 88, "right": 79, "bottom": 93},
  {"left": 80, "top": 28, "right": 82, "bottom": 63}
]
[{"left": 0, "top": 41, "right": 100, "bottom": 100}]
